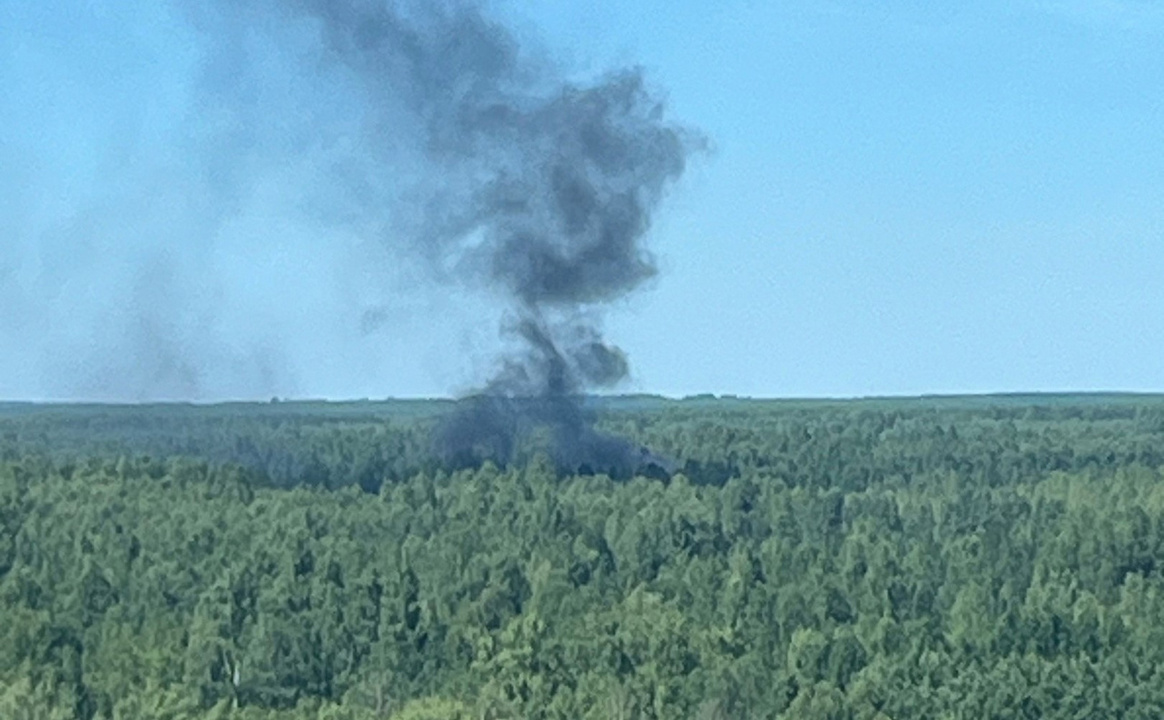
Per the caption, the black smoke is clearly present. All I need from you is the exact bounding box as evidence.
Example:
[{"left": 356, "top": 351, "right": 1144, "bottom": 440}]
[{"left": 190, "top": 0, "right": 700, "bottom": 476}]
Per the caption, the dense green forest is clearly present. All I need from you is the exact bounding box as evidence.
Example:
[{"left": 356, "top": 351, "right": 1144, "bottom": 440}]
[{"left": 3, "top": 395, "right": 1164, "bottom": 718}]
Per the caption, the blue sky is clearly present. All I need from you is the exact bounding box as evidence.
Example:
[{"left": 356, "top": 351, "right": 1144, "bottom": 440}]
[
  {"left": 518, "top": 0, "right": 1164, "bottom": 397},
  {"left": 2, "top": 0, "right": 1162, "bottom": 400}
]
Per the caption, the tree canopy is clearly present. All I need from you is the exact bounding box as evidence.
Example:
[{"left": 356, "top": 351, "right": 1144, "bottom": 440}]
[{"left": 2, "top": 395, "right": 1164, "bottom": 718}]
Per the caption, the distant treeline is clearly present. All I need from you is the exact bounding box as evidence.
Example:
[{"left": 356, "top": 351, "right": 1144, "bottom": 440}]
[
  {"left": 4, "top": 395, "right": 1164, "bottom": 491},
  {"left": 2, "top": 397, "right": 1164, "bottom": 718}
]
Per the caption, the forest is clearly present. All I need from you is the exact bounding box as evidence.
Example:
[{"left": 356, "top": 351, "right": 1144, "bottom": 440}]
[{"left": 3, "top": 394, "right": 1164, "bottom": 718}]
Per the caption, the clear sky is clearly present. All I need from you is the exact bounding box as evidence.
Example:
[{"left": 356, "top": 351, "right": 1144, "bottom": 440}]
[{"left": 2, "top": 0, "right": 1162, "bottom": 400}]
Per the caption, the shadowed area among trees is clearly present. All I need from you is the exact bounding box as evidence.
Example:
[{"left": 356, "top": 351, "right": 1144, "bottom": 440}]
[{"left": 3, "top": 395, "right": 1164, "bottom": 718}]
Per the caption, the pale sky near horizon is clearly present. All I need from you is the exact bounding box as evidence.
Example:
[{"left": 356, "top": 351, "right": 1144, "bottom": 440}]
[{"left": 1, "top": 0, "right": 1162, "bottom": 401}]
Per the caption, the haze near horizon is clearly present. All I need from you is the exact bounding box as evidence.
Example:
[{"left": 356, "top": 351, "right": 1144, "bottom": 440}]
[{"left": 2, "top": 0, "right": 1161, "bottom": 402}]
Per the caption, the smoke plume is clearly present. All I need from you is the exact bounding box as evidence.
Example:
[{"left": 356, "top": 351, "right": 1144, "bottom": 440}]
[
  {"left": 4, "top": 0, "right": 698, "bottom": 474},
  {"left": 204, "top": 0, "right": 699, "bottom": 475}
]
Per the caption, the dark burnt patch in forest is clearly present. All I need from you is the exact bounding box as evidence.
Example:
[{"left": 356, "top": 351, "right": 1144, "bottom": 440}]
[{"left": 434, "top": 395, "right": 675, "bottom": 480}]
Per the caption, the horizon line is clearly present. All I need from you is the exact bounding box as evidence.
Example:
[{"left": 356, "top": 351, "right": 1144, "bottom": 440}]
[{"left": 3, "top": 389, "right": 1164, "bottom": 407}]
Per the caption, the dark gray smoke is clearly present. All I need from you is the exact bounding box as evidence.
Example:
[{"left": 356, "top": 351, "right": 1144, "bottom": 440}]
[
  {"left": 7, "top": 0, "right": 697, "bottom": 472},
  {"left": 203, "top": 0, "right": 699, "bottom": 475}
]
